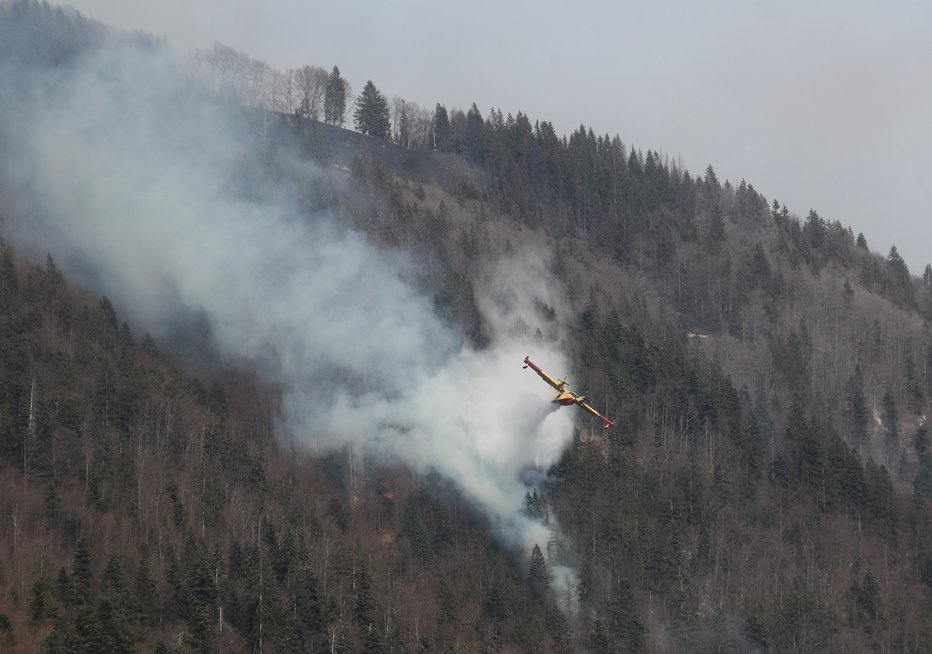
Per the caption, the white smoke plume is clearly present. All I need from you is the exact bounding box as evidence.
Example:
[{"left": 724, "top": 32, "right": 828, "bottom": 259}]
[{"left": 0, "top": 36, "right": 578, "bottom": 562}]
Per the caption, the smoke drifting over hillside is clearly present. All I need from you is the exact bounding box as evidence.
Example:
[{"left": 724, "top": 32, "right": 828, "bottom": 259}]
[{"left": 0, "top": 39, "right": 576, "bottom": 556}]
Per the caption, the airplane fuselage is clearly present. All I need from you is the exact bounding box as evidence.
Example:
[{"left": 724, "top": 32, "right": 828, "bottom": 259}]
[{"left": 553, "top": 393, "right": 576, "bottom": 406}]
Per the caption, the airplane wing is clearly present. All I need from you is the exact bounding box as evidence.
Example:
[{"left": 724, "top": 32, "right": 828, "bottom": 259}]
[
  {"left": 523, "top": 355, "right": 566, "bottom": 390},
  {"left": 576, "top": 398, "right": 616, "bottom": 430}
]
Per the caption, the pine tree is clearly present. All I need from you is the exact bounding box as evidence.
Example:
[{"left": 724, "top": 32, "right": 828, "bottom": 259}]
[
  {"left": 523, "top": 489, "right": 548, "bottom": 522},
  {"left": 437, "top": 576, "right": 456, "bottom": 627},
  {"left": 0, "top": 239, "right": 17, "bottom": 309},
  {"left": 55, "top": 567, "right": 73, "bottom": 608},
  {"left": 353, "top": 557, "right": 376, "bottom": 628},
  {"left": 72, "top": 537, "right": 93, "bottom": 606},
  {"left": 29, "top": 574, "right": 52, "bottom": 624},
  {"left": 854, "top": 570, "right": 881, "bottom": 632},
  {"left": 882, "top": 390, "right": 899, "bottom": 459},
  {"left": 432, "top": 103, "right": 450, "bottom": 150},
  {"left": 846, "top": 365, "right": 869, "bottom": 437},
  {"left": 353, "top": 80, "right": 390, "bottom": 139},
  {"left": 804, "top": 209, "right": 826, "bottom": 251},
  {"left": 133, "top": 557, "right": 157, "bottom": 627},
  {"left": 395, "top": 99, "right": 410, "bottom": 147},
  {"left": 464, "top": 103, "right": 485, "bottom": 163},
  {"left": 0, "top": 614, "right": 13, "bottom": 651},
  {"left": 323, "top": 65, "right": 346, "bottom": 126},
  {"left": 606, "top": 578, "right": 644, "bottom": 651},
  {"left": 528, "top": 544, "right": 549, "bottom": 598},
  {"left": 287, "top": 546, "right": 323, "bottom": 637},
  {"left": 588, "top": 619, "right": 611, "bottom": 654},
  {"left": 577, "top": 558, "right": 594, "bottom": 607},
  {"left": 98, "top": 550, "right": 133, "bottom": 653}
]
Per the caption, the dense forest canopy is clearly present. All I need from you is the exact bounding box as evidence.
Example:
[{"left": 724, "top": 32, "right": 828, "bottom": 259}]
[{"left": 1, "top": 2, "right": 932, "bottom": 652}]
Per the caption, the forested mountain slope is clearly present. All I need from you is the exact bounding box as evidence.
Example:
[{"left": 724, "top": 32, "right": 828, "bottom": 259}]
[
  {"left": 0, "top": 244, "right": 577, "bottom": 652},
  {"left": 282, "top": 111, "right": 932, "bottom": 652},
  {"left": 2, "top": 2, "right": 932, "bottom": 652}
]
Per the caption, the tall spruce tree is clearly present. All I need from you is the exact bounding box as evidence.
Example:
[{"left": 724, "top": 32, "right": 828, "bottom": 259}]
[
  {"left": 324, "top": 65, "right": 346, "bottom": 126},
  {"left": 432, "top": 103, "right": 450, "bottom": 150},
  {"left": 528, "top": 544, "right": 549, "bottom": 598},
  {"left": 353, "top": 80, "right": 390, "bottom": 139},
  {"left": 464, "top": 103, "right": 485, "bottom": 162}
]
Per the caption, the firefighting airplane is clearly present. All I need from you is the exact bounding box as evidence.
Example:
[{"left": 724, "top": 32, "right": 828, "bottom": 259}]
[{"left": 523, "top": 355, "right": 615, "bottom": 430}]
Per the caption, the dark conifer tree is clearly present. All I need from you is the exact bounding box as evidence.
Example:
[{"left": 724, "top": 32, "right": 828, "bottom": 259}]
[
  {"left": 854, "top": 570, "right": 881, "bottom": 632},
  {"left": 464, "top": 103, "right": 485, "bottom": 163},
  {"left": 882, "top": 390, "right": 899, "bottom": 457},
  {"left": 437, "top": 576, "right": 456, "bottom": 627},
  {"left": 29, "top": 574, "right": 51, "bottom": 624},
  {"left": 914, "top": 426, "right": 932, "bottom": 498},
  {"left": 72, "top": 538, "right": 93, "bottom": 606},
  {"left": 353, "top": 80, "right": 390, "bottom": 139},
  {"left": 323, "top": 65, "right": 346, "bottom": 126},
  {"left": 133, "top": 557, "right": 157, "bottom": 627},
  {"left": 885, "top": 245, "right": 915, "bottom": 307},
  {"left": 528, "top": 544, "right": 549, "bottom": 598},
  {"left": 432, "top": 103, "right": 450, "bottom": 150},
  {"left": 846, "top": 365, "right": 869, "bottom": 443},
  {"left": 588, "top": 619, "right": 611, "bottom": 654},
  {"left": 0, "top": 240, "right": 17, "bottom": 307},
  {"left": 98, "top": 550, "right": 133, "bottom": 652},
  {"left": 352, "top": 557, "right": 376, "bottom": 628},
  {"left": 804, "top": 209, "right": 826, "bottom": 252}
]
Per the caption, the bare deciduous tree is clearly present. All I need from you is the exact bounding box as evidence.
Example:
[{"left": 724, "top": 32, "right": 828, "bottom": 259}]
[
  {"left": 268, "top": 69, "right": 294, "bottom": 113},
  {"left": 244, "top": 59, "right": 274, "bottom": 108},
  {"left": 390, "top": 98, "right": 433, "bottom": 148},
  {"left": 294, "top": 65, "right": 329, "bottom": 119},
  {"left": 189, "top": 42, "right": 277, "bottom": 109},
  {"left": 190, "top": 42, "right": 249, "bottom": 100},
  {"left": 408, "top": 103, "right": 433, "bottom": 149},
  {"left": 390, "top": 96, "right": 408, "bottom": 147}
]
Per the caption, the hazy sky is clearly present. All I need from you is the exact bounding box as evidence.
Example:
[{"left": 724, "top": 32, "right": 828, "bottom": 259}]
[{"left": 62, "top": 0, "right": 932, "bottom": 273}]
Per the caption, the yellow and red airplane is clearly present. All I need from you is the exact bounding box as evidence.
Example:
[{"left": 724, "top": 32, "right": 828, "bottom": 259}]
[{"left": 523, "top": 355, "right": 615, "bottom": 429}]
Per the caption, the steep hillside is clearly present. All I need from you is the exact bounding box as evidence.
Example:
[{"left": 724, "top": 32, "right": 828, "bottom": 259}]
[
  {"left": 3, "top": 2, "right": 932, "bottom": 652},
  {"left": 0, "top": 244, "right": 576, "bottom": 652},
  {"left": 286, "top": 105, "right": 932, "bottom": 489},
  {"left": 286, "top": 122, "right": 932, "bottom": 651}
]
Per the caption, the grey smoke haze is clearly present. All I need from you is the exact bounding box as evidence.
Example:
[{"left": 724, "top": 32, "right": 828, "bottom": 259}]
[
  {"left": 58, "top": 0, "right": 932, "bottom": 274},
  {"left": 0, "top": 39, "right": 577, "bottom": 555}
]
